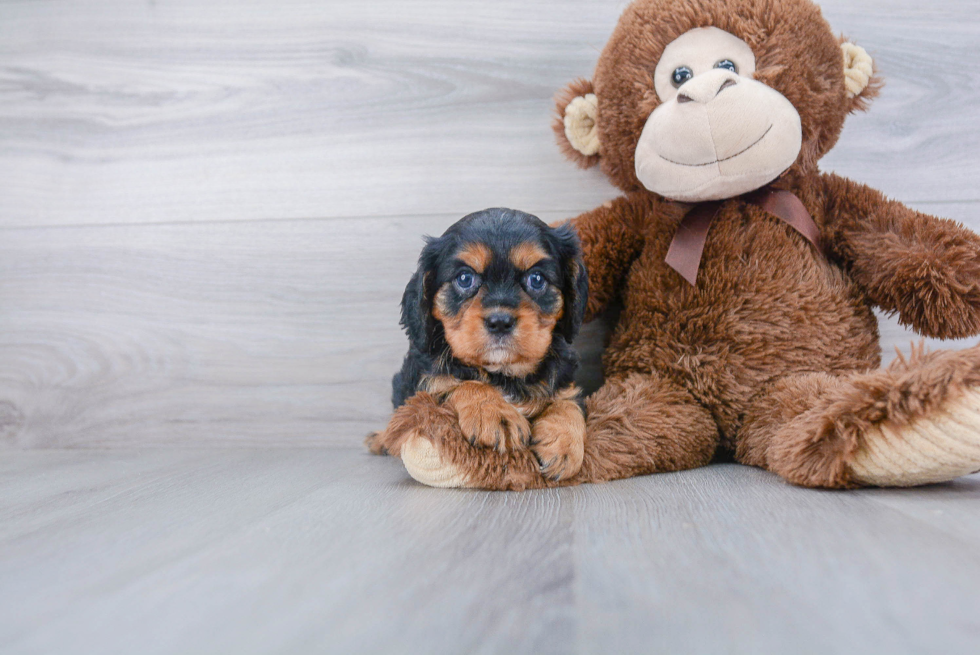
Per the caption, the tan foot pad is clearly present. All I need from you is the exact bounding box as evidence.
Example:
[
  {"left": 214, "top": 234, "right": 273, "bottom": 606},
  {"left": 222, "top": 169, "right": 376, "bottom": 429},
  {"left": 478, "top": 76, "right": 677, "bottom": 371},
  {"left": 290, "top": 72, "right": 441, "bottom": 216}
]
[
  {"left": 851, "top": 388, "right": 980, "bottom": 487},
  {"left": 401, "top": 435, "right": 472, "bottom": 488}
]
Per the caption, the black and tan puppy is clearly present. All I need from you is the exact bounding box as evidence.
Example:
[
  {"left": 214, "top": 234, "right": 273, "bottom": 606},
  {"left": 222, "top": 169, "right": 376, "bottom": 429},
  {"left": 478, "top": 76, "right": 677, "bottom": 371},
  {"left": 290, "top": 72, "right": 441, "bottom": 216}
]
[{"left": 366, "top": 207, "right": 589, "bottom": 481}]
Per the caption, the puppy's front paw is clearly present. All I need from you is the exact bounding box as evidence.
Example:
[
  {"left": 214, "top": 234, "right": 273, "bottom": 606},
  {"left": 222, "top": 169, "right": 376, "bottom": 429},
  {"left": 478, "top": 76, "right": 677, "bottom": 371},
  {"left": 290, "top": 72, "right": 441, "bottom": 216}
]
[
  {"left": 447, "top": 381, "right": 531, "bottom": 452},
  {"left": 530, "top": 400, "right": 586, "bottom": 481}
]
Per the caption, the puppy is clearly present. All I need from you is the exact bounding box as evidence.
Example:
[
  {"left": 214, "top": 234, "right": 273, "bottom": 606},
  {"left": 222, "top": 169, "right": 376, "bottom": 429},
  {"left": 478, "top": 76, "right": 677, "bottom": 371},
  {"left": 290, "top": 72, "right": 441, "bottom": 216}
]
[{"left": 366, "top": 207, "right": 589, "bottom": 481}]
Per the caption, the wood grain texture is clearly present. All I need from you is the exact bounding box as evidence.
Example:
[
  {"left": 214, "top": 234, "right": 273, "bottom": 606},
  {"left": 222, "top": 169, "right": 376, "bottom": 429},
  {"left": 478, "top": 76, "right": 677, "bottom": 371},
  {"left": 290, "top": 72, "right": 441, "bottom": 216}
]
[
  {"left": 574, "top": 464, "right": 980, "bottom": 654},
  {"left": 0, "top": 0, "right": 978, "bottom": 449},
  {"left": 3, "top": 203, "right": 977, "bottom": 448},
  {"left": 0, "top": 0, "right": 977, "bottom": 229},
  {"left": 0, "top": 449, "right": 576, "bottom": 655},
  {"left": 1, "top": 449, "right": 978, "bottom": 654},
  {"left": 3, "top": 3, "right": 980, "bottom": 652}
]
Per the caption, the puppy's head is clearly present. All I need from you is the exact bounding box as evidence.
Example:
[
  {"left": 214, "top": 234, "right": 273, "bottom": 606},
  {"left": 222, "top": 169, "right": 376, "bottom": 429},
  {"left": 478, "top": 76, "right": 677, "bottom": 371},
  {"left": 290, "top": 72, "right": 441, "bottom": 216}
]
[{"left": 401, "top": 208, "right": 587, "bottom": 376}]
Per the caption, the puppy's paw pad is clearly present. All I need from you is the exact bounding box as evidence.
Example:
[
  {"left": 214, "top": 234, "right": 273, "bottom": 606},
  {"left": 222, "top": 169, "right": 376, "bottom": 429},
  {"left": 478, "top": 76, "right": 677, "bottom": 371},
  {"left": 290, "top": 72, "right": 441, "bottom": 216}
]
[{"left": 401, "top": 435, "right": 473, "bottom": 488}]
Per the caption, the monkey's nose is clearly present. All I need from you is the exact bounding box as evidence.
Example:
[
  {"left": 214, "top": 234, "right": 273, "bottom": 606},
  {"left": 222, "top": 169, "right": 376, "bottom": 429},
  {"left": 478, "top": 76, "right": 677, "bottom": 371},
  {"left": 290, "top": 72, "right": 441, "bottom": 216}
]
[
  {"left": 676, "top": 70, "right": 739, "bottom": 104},
  {"left": 485, "top": 312, "right": 516, "bottom": 335}
]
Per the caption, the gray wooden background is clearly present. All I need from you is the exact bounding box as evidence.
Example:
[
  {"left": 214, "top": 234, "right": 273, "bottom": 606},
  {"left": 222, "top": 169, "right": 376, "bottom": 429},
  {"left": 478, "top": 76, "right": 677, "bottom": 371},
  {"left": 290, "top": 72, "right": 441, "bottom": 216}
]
[
  {"left": 2, "top": 0, "right": 978, "bottom": 449},
  {"left": 3, "top": 1, "right": 980, "bottom": 653}
]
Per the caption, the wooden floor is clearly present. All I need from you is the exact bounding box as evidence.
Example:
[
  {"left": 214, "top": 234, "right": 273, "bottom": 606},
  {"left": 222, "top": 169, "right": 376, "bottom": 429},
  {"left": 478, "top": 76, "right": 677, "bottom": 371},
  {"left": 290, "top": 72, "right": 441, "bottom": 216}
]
[
  {"left": 2, "top": 449, "right": 979, "bottom": 654},
  {"left": 2, "top": 0, "right": 980, "bottom": 652}
]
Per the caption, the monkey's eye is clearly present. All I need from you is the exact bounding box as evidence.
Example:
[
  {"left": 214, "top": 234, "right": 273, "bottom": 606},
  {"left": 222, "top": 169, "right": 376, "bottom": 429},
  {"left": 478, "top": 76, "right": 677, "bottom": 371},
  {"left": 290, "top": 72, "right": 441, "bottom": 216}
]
[
  {"left": 714, "top": 59, "right": 738, "bottom": 73},
  {"left": 454, "top": 270, "right": 478, "bottom": 292},
  {"left": 671, "top": 66, "right": 693, "bottom": 87},
  {"left": 524, "top": 270, "right": 547, "bottom": 293}
]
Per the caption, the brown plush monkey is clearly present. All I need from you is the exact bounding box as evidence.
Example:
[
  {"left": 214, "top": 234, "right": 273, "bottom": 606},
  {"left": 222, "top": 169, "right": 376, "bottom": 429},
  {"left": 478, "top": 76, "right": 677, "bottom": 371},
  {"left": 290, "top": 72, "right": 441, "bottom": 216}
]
[{"left": 396, "top": 0, "right": 980, "bottom": 490}]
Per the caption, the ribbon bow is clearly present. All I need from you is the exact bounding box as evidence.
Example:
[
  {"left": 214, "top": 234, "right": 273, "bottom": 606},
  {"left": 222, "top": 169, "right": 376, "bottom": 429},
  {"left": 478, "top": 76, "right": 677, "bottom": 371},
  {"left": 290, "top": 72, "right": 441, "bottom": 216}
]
[{"left": 664, "top": 188, "right": 822, "bottom": 286}]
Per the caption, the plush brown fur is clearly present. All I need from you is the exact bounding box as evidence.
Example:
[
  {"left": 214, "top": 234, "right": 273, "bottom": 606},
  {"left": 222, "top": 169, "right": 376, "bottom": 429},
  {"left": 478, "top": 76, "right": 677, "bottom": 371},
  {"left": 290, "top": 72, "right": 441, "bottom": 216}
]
[
  {"left": 738, "top": 344, "right": 980, "bottom": 487},
  {"left": 405, "top": 0, "right": 980, "bottom": 490},
  {"left": 367, "top": 392, "right": 445, "bottom": 457}
]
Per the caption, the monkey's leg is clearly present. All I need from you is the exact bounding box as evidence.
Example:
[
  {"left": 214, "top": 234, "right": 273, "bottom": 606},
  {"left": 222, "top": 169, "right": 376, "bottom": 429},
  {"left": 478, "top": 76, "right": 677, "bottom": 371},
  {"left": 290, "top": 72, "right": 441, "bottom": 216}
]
[
  {"left": 574, "top": 372, "right": 720, "bottom": 482},
  {"left": 399, "top": 371, "right": 719, "bottom": 489},
  {"left": 396, "top": 392, "right": 583, "bottom": 491},
  {"left": 737, "top": 345, "right": 980, "bottom": 488},
  {"left": 398, "top": 409, "right": 549, "bottom": 491}
]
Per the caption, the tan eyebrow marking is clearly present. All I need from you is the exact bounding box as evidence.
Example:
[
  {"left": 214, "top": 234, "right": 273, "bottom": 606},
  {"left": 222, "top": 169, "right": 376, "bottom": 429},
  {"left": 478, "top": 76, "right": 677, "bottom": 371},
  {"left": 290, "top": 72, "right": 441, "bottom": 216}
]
[
  {"left": 457, "top": 243, "right": 492, "bottom": 273},
  {"left": 509, "top": 242, "right": 550, "bottom": 270}
]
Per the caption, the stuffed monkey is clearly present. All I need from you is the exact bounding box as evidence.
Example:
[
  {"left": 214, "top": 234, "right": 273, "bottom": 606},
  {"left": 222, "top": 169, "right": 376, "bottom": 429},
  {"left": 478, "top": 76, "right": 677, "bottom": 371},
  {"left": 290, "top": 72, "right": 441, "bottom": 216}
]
[{"left": 395, "top": 0, "right": 980, "bottom": 490}]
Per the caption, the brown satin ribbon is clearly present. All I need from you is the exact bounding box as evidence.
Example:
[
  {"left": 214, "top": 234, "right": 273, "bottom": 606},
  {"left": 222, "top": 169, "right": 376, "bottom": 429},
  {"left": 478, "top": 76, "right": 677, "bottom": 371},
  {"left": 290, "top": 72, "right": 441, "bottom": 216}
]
[{"left": 664, "top": 188, "right": 822, "bottom": 286}]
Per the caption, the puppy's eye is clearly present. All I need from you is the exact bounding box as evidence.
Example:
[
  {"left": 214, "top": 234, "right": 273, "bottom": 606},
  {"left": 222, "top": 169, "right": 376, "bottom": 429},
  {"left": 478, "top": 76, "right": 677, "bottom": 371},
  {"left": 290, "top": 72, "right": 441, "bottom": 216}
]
[
  {"left": 714, "top": 59, "right": 738, "bottom": 73},
  {"left": 671, "top": 66, "right": 693, "bottom": 87},
  {"left": 525, "top": 271, "right": 547, "bottom": 292},
  {"left": 454, "top": 270, "right": 477, "bottom": 292}
]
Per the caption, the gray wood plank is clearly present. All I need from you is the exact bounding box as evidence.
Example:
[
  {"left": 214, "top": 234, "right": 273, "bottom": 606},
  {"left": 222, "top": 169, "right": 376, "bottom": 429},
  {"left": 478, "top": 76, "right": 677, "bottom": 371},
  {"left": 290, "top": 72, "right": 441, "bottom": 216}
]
[
  {"left": 2, "top": 203, "right": 977, "bottom": 448},
  {"left": 0, "top": 0, "right": 977, "bottom": 228},
  {"left": 575, "top": 465, "right": 980, "bottom": 654},
  {"left": 1, "top": 450, "right": 978, "bottom": 654},
  {"left": 0, "top": 449, "right": 575, "bottom": 655}
]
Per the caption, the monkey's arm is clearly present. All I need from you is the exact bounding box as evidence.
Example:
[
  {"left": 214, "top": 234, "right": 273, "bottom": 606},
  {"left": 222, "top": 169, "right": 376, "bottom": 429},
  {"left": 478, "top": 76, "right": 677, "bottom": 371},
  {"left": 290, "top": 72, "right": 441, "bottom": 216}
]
[
  {"left": 819, "top": 172, "right": 980, "bottom": 339},
  {"left": 564, "top": 194, "right": 650, "bottom": 322}
]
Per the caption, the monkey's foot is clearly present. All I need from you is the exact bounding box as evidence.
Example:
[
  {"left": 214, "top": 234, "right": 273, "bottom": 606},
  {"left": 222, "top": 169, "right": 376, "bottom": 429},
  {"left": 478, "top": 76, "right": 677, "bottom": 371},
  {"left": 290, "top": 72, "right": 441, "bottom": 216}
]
[
  {"left": 400, "top": 427, "right": 556, "bottom": 491},
  {"left": 850, "top": 387, "right": 980, "bottom": 487},
  {"left": 401, "top": 435, "right": 474, "bottom": 489}
]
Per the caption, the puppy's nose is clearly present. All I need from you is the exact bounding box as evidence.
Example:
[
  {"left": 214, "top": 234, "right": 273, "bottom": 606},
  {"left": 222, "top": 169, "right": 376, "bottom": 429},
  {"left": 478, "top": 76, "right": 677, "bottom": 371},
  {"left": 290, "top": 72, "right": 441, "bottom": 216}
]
[{"left": 485, "top": 312, "right": 516, "bottom": 335}]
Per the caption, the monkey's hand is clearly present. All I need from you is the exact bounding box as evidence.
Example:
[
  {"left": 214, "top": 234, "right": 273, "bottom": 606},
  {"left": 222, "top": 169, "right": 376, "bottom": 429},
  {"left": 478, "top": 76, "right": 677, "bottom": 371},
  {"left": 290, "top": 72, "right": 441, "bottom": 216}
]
[{"left": 821, "top": 174, "right": 980, "bottom": 339}]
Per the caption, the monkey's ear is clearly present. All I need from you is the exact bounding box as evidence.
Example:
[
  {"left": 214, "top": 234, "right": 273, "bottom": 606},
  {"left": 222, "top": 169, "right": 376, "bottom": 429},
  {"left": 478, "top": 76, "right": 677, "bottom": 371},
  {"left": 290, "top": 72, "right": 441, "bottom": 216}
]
[
  {"left": 840, "top": 40, "right": 881, "bottom": 113},
  {"left": 550, "top": 221, "right": 589, "bottom": 342},
  {"left": 400, "top": 237, "right": 443, "bottom": 353},
  {"left": 553, "top": 78, "right": 601, "bottom": 169}
]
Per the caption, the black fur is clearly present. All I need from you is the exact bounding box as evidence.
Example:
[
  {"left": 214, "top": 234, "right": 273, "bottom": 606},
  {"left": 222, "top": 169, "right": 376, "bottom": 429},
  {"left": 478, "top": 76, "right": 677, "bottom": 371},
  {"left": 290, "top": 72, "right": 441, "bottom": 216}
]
[{"left": 392, "top": 208, "right": 588, "bottom": 408}]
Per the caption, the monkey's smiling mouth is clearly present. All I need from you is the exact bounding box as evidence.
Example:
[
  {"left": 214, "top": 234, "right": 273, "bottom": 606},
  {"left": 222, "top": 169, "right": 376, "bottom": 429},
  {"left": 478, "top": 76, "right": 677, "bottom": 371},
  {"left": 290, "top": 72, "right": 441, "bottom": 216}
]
[{"left": 659, "top": 124, "right": 773, "bottom": 167}]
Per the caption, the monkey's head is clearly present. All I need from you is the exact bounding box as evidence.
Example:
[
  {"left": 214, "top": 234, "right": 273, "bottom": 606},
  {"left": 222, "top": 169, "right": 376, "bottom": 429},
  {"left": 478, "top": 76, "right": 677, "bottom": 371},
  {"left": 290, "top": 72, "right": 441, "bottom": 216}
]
[{"left": 554, "top": 0, "right": 880, "bottom": 202}]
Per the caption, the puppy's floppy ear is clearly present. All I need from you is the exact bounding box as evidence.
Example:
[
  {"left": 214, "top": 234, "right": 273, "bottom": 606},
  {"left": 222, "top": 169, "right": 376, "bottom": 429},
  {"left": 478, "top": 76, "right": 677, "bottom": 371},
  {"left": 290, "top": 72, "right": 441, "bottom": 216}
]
[
  {"left": 400, "top": 236, "right": 444, "bottom": 353},
  {"left": 550, "top": 221, "right": 589, "bottom": 343}
]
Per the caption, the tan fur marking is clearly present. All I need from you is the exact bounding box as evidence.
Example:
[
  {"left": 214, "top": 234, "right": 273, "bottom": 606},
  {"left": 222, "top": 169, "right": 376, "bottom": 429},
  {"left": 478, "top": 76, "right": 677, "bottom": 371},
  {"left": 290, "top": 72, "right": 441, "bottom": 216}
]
[
  {"left": 434, "top": 283, "right": 564, "bottom": 375},
  {"left": 510, "top": 242, "right": 550, "bottom": 270},
  {"left": 458, "top": 243, "right": 492, "bottom": 273},
  {"left": 511, "top": 383, "right": 581, "bottom": 420},
  {"left": 530, "top": 397, "right": 586, "bottom": 481},
  {"left": 419, "top": 375, "right": 464, "bottom": 399},
  {"left": 445, "top": 381, "right": 531, "bottom": 452},
  {"left": 433, "top": 287, "right": 488, "bottom": 368},
  {"left": 500, "top": 299, "right": 558, "bottom": 375}
]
